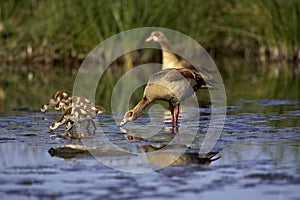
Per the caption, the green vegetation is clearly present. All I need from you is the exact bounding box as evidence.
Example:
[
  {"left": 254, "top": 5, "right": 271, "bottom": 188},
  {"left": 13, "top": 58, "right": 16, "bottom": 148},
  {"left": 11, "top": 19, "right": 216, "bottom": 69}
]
[
  {"left": 0, "top": 0, "right": 299, "bottom": 65},
  {"left": 0, "top": 66, "right": 75, "bottom": 114},
  {"left": 0, "top": 58, "right": 299, "bottom": 114}
]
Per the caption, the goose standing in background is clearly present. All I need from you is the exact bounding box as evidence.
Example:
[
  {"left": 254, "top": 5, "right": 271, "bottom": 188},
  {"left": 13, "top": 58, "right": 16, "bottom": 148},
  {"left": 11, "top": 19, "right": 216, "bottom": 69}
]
[
  {"left": 146, "top": 31, "right": 188, "bottom": 70},
  {"left": 145, "top": 31, "right": 214, "bottom": 88},
  {"left": 146, "top": 31, "right": 209, "bottom": 70}
]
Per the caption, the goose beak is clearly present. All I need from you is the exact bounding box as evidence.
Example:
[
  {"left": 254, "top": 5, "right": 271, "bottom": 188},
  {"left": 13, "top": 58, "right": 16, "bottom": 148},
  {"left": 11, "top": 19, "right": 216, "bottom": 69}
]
[
  {"left": 206, "top": 80, "right": 219, "bottom": 90},
  {"left": 145, "top": 35, "right": 153, "bottom": 42},
  {"left": 97, "top": 109, "right": 105, "bottom": 115},
  {"left": 119, "top": 119, "right": 128, "bottom": 127},
  {"left": 200, "top": 85, "right": 217, "bottom": 91}
]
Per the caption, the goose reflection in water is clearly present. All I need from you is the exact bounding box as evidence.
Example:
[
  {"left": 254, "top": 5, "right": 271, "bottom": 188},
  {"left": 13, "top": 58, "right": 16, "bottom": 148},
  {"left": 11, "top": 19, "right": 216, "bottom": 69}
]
[
  {"left": 48, "top": 127, "right": 220, "bottom": 170},
  {"left": 49, "top": 137, "right": 220, "bottom": 168},
  {"left": 124, "top": 134, "right": 221, "bottom": 168}
]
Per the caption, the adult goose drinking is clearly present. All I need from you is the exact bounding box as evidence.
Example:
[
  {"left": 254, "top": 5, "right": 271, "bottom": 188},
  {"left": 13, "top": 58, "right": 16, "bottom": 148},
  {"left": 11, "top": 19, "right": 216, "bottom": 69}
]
[{"left": 119, "top": 68, "right": 213, "bottom": 128}]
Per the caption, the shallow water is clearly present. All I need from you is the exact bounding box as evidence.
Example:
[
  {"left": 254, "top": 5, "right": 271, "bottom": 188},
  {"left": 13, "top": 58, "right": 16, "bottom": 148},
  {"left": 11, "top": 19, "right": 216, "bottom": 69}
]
[{"left": 0, "top": 62, "right": 300, "bottom": 199}]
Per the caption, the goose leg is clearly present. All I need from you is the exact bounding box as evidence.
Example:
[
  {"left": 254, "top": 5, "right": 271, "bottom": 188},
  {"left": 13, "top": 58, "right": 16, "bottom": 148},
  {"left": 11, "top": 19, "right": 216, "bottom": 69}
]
[
  {"left": 89, "top": 120, "right": 96, "bottom": 135},
  {"left": 66, "top": 120, "right": 74, "bottom": 131},
  {"left": 174, "top": 103, "right": 180, "bottom": 126},
  {"left": 86, "top": 120, "right": 91, "bottom": 129},
  {"left": 169, "top": 103, "right": 175, "bottom": 127},
  {"left": 86, "top": 119, "right": 96, "bottom": 133},
  {"left": 173, "top": 126, "right": 178, "bottom": 134},
  {"left": 76, "top": 122, "right": 81, "bottom": 133},
  {"left": 91, "top": 120, "right": 96, "bottom": 131}
]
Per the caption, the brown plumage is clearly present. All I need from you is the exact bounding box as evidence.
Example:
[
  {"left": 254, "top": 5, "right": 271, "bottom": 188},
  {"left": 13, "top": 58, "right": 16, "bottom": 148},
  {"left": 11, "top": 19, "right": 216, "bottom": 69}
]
[{"left": 120, "top": 68, "right": 213, "bottom": 127}]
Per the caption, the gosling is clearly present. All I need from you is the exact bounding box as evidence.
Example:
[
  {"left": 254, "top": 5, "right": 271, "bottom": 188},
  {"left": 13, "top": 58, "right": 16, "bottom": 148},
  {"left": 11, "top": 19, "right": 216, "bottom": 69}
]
[{"left": 49, "top": 105, "right": 105, "bottom": 132}]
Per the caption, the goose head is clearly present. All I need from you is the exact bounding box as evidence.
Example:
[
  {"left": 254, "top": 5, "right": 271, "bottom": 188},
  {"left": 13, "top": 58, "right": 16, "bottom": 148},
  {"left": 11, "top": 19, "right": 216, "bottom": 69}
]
[
  {"left": 40, "top": 104, "right": 49, "bottom": 113},
  {"left": 49, "top": 122, "right": 61, "bottom": 132},
  {"left": 145, "top": 31, "right": 167, "bottom": 43},
  {"left": 119, "top": 110, "right": 139, "bottom": 127},
  {"left": 95, "top": 105, "right": 105, "bottom": 115}
]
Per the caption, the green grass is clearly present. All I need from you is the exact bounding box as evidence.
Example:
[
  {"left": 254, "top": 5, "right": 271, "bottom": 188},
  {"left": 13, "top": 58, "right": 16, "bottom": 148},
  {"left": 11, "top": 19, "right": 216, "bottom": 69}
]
[{"left": 0, "top": 0, "right": 299, "bottom": 65}]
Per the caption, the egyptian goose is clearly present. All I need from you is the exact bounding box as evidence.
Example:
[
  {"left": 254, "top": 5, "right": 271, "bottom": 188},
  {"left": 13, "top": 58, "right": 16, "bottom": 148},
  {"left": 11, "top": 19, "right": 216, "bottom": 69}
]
[
  {"left": 120, "top": 68, "right": 212, "bottom": 127},
  {"left": 49, "top": 105, "right": 105, "bottom": 132},
  {"left": 41, "top": 90, "right": 72, "bottom": 113},
  {"left": 146, "top": 31, "right": 213, "bottom": 87},
  {"left": 146, "top": 31, "right": 208, "bottom": 70}
]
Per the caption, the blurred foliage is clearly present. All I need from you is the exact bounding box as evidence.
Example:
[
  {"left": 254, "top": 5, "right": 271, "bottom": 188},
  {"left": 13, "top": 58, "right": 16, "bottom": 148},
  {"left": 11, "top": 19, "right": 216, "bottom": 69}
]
[
  {"left": 0, "top": 60, "right": 299, "bottom": 116},
  {"left": 0, "top": 64, "right": 74, "bottom": 114},
  {"left": 0, "top": 0, "right": 299, "bottom": 65}
]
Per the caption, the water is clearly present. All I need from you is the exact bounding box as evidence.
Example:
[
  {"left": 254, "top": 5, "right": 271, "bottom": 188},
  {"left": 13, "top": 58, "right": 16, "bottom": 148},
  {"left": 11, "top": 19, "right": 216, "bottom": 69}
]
[{"left": 0, "top": 61, "right": 300, "bottom": 199}]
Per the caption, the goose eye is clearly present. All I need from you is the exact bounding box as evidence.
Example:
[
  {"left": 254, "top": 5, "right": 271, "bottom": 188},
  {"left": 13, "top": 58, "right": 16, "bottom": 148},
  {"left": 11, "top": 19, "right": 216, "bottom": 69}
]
[{"left": 153, "top": 32, "right": 160, "bottom": 37}]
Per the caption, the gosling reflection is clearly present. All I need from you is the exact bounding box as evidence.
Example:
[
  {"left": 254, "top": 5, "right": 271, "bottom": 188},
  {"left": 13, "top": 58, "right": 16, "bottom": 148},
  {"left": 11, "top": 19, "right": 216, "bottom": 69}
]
[{"left": 125, "top": 134, "right": 221, "bottom": 167}]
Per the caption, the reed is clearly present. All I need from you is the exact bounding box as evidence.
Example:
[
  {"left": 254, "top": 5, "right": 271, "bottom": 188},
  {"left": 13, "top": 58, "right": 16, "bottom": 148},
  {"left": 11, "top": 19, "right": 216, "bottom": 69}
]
[
  {"left": 0, "top": 0, "right": 299, "bottom": 65},
  {"left": 211, "top": 0, "right": 300, "bottom": 62}
]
